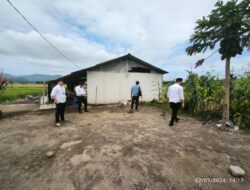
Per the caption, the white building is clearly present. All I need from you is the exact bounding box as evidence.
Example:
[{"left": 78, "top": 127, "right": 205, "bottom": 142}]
[{"left": 48, "top": 54, "right": 168, "bottom": 104}]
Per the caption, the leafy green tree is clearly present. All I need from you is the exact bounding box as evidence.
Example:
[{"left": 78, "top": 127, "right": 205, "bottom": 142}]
[{"left": 186, "top": 0, "right": 250, "bottom": 129}]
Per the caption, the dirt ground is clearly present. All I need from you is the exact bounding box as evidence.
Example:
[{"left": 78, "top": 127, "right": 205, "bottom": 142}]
[{"left": 0, "top": 106, "right": 249, "bottom": 190}]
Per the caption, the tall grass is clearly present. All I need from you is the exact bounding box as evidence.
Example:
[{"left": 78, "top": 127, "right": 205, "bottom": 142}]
[{"left": 0, "top": 84, "right": 43, "bottom": 103}]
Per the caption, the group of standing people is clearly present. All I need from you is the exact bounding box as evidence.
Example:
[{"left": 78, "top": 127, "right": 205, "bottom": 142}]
[
  {"left": 50, "top": 80, "right": 88, "bottom": 127},
  {"left": 50, "top": 78, "right": 184, "bottom": 127}
]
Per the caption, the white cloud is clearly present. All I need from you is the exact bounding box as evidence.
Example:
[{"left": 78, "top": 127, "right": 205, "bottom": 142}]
[
  {"left": 0, "top": 30, "right": 113, "bottom": 74},
  {"left": 163, "top": 51, "right": 250, "bottom": 80},
  {"left": 54, "top": 0, "right": 218, "bottom": 59},
  {"left": 0, "top": 0, "right": 249, "bottom": 78}
]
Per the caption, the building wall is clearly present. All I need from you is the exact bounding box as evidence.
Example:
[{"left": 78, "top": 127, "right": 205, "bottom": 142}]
[{"left": 87, "top": 71, "right": 163, "bottom": 104}]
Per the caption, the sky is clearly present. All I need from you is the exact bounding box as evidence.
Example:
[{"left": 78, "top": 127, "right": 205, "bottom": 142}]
[{"left": 0, "top": 0, "right": 249, "bottom": 80}]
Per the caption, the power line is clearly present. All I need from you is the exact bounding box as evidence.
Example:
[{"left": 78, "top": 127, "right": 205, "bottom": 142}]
[{"left": 6, "top": 0, "right": 81, "bottom": 69}]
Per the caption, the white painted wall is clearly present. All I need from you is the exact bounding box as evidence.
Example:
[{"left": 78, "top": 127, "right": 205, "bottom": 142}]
[{"left": 87, "top": 71, "right": 163, "bottom": 104}]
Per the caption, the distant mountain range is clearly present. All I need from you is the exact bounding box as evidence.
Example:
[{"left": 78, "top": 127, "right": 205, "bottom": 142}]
[{"left": 5, "top": 74, "right": 61, "bottom": 83}]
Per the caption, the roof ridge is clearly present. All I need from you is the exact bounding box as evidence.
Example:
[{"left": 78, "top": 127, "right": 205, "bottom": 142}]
[{"left": 47, "top": 54, "right": 167, "bottom": 83}]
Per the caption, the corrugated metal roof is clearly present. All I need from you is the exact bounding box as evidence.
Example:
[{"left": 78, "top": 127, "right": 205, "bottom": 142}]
[{"left": 48, "top": 53, "right": 168, "bottom": 83}]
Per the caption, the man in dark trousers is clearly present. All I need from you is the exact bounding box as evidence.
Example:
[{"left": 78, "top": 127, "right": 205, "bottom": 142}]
[
  {"left": 167, "top": 78, "right": 184, "bottom": 126},
  {"left": 131, "top": 81, "right": 142, "bottom": 111},
  {"left": 75, "top": 82, "right": 88, "bottom": 113},
  {"left": 51, "top": 79, "right": 66, "bottom": 127}
]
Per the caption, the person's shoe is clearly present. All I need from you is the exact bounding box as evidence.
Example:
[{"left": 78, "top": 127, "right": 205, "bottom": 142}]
[
  {"left": 169, "top": 122, "right": 174, "bottom": 127},
  {"left": 85, "top": 110, "right": 89, "bottom": 112},
  {"left": 78, "top": 111, "right": 83, "bottom": 114},
  {"left": 55, "top": 123, "right": 61, "bottom": 127},
  {"left": 175, "top": 118, "right": 180, "bottom": 122}
]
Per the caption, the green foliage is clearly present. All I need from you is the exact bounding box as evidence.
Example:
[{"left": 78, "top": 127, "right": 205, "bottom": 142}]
[
  {"left": 161, "top": 81, "right": 173, "bottom": 102},
  {"left": 230, "top": 72, "right": 250, "bottom": 128},
  {"left": 183, "top": 71, "right": 250, "bottom": 129},
  {"left": 186, "top": 0, "right": 250, "bottom": 60},
  {"left": 143, "top": 71, "right": 250, "bottom": 130},
  {"left": 0, "top": 83, "right": 43, "bottom": 103},
  {"left": 184, "top": 71, "right": 224, "bottom": 114}
]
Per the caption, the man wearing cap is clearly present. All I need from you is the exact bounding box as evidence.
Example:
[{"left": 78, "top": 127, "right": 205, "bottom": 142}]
[
  {"left": 75, "top": 82, "right": 88, "bottom": 113},
  {"left": 167, "top": 78, "right": 184, "bottom": 126},
  {"left": 51, "top": 79, "right": 67, "bottom": 127}
]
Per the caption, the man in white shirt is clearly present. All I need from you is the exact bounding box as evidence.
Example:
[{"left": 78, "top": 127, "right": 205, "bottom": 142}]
[
  {"left": 51, "top": 80, "right": 66, "bottom": 127},
  {"left": 75, "top": 82, "right": 88, "bottom": 113},
  {"left": 167, "top": 78, "right": 184, "bottom": 126}
]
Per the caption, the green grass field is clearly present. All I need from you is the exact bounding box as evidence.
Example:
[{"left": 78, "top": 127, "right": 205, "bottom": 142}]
[{"left": 0, "top": 84, "right": 43, "bottom": 103}]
